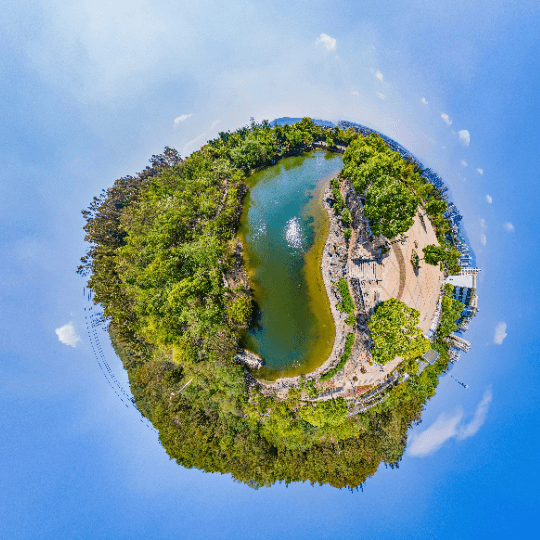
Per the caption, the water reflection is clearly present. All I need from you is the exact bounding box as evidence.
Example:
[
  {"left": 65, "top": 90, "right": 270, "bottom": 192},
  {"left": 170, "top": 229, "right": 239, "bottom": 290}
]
[{"left": 285, "top": 217, "right": 304, "bottom": 250}]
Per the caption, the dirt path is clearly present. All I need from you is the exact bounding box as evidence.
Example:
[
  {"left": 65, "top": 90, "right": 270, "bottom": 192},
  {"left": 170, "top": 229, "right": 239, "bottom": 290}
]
[{"left": 393, "top": 243, "right": 406, "bottom": 301}]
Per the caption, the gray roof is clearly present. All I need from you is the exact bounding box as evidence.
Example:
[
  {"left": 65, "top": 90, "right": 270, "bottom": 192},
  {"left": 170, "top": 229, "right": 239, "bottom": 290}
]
[{"left": 422, "top": 349, "right": 440, "bottom": 365}]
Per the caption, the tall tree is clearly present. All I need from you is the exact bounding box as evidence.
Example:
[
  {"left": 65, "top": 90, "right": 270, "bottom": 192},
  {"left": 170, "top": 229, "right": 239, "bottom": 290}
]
[
  {"left": 364, "top": 176, "right": 418, "bottom": 238},
  {"left": 368, "top": 298, "right": 430, "bottom": 364}
]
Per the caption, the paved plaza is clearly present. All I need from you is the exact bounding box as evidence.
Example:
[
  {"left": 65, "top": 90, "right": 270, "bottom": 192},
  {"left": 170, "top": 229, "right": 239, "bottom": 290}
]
[{"left": 349, "top": 209, "right": 444, "bottom": 333}]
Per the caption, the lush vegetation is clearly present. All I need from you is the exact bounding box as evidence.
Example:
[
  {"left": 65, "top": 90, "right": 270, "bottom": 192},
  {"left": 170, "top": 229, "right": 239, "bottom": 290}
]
[
  {"left": 367, "top": 298, "right": 430, "bottom": 365},
  {"left": 340, "top": 133, "right": 452, "bottom": 247},
  {"left": 438, "top": 288, "right": 465, "bottom": 338},
  {"left": 423, "top": 244, "right": 461, "bottom": 274},
  {"left": 332, "top": 185, "right": 346, "bottom": 214},
  {"left": 80, "top": 118, "right": 454, "bottom": 489},
  {"left": 335, "top": 277, "right": 356, "bottom": 326},
  {"left": 320, "top": 333, "right": 356, "bottom": 382},
  {"left": 341, "top": 207, "right": 352, "bottom": 227}
]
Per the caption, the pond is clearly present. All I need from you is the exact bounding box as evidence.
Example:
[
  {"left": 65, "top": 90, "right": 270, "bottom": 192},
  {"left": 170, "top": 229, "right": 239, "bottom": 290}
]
[{"left": 238, "top": 150, "right": 343, "bottom": 380}]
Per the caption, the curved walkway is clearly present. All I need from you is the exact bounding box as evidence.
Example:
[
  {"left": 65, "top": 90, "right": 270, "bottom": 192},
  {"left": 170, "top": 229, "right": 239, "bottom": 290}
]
[{"left": 392, "top": 243, "right": 406, "bottom": 301}]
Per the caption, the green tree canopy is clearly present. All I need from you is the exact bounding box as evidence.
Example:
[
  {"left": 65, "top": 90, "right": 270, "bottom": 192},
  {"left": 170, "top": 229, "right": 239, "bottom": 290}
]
[
  {"left": 423, "top": 244, "right": 461, "bottom": 270},
  {"left": 364, "top": 176, "right": 419, "bottom": 238},
  {"left": 341, "top": 207, "right": 352, "bottom": 226},
  {"left": 368, "top": 298, "right": 430, "bottom": 364},
  {"left": 438, "top": 298, "right": 465, "bottom": 337},
  {"left": 341, "top": 132, "right": 450, "bottom": 241}
]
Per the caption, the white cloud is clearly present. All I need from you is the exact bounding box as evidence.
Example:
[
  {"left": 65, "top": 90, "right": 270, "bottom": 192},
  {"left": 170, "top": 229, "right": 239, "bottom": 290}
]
[
  {"left": 55, "top": 322, "right": 81, "bottom": 347},
  {"left": 375, "top": 70, "right": 384, "bottom": 82},
  {"left": 441, "top": 112, "right": 452, "bottom": 125},
  {"left": 408, "top": 410, "right": 463, "bottom": 457},
  {"left": 209, "top": 119, "right": 220, "bottom": 130},
  {"left": 174, "top": 114, "right": 193, "bottom": 126},
  {"left": 376, "top": 92, "right": 386, "bottom": 100},
  {"left": 458, "top": 388, "right": 493, "bottom": 440},
  {"left": 477, "top": 168, "right": 484, "bottom": 175},
  {"left": 350, "top": 90, "right": 360, "bottom": 96},
  {"left": 182, "top": 132, "right": 206, "bottom": 156},
  {"left": 494, "top": 322, "right": 507, "bottom": 345},
  {"left": 315, "top": 33, "right": 336, "bottom": 51},
  {"left": 461, "top": 160, "right": 468, "bottom": 167},
  {"left": 409, "top": 388, "right": 492, "bottom": 457},
  {"left": 458, "top": 129, "right": 470, "bottom": 147},
  {"left": 480, "top": 218, "right": 487, "bottom": 245},
  {"left": 486, "top": 195, "right": 492, "bottom": 204},
  {"left": 421, "top": 97, "right": 428, "bottom": 105},
  {"left": 503, "top": 222, "right": 514, "bottom": 232}
]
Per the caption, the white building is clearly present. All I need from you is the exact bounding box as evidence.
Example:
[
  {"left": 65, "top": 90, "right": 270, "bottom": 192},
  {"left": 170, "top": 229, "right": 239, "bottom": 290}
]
[
  {"left": 450, "top": 333, "right": 471, "bottom": 352},
  {"left": 446, "top": 268, "right": 479, "bottom": 306}
]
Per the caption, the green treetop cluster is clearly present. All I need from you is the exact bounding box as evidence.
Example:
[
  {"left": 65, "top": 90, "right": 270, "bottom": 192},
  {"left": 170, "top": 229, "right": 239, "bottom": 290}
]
[
  {"left": 335, "top": 277, "right": 356, "bottom": 326},
  {"left": 438, "top": 286, "right": 465, "bottom": 338},
  {"left": 422, "top": 244, "right": 461, "bottom": 274},
  {"left": 79, "top": 119, "right": 454, "bottom": 489},
  {"left": 340, "top": 133, "right": 450, "bottom": 242},
  {"left": 367, "top": 298, "right": 430, "bottom": 365},
  {"left": 320, "top": 332, "right": 355, "bottom": 382}
]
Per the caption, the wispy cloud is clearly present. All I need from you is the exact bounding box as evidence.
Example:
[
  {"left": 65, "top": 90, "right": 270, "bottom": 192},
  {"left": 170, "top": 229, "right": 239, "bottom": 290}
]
[
  {"left": 408, "top": 411, "right": 463, "bottom": 457},
  {"left": 441, "top": 112, "right": 452, "bottom": 125},
  {"left": 461, "top": 160, "right": 468, "bottom": 167},
  {"left": 421, "top": 97, "right": 428, "bottom": 105},
  {"left": 486, "top": 195, "right": 492, "bottom": 204},
  {"left": 477, "top": 168, "right": 484, "bottom": 175},
  {"left": 458, "top": 389, "right": 493, "bottom": 440},
  {"left": 209, "top": 119, "right": 220, "bottom": 130},
  {"left": 174, "top": 114, "right": 193, "bottom": 126},
  {"left": 503, "top": 222, "right": 514, "bottom": 232},
  {"left": 350, "top": 90, "right": 359, "bottom": 96},
  {"left": 408, "top": 388, "right": 493, "bottom": 457},
  {"left": 494, "top": 322, "right": 507, "bottom": 345},
  {"left": 55, "top": 322, "right": 81, "bottom": 347},
  {"left": 375, "top": 70, "right": 384, "bottom": 82},
  {"left": 315, "top": 33, "right": 336, "bottom": 51},
  {"left": 182, "top": 132, "right": 206, "bottom": 156},
  {"left": 376, "top": 92, "right": 386, "bottom": 100},
  {"left": 480, "top": 218, "right": 487, "bottom": 245},
  {"left": 458, "top": 129, "right": 470, "bottom": 147}
]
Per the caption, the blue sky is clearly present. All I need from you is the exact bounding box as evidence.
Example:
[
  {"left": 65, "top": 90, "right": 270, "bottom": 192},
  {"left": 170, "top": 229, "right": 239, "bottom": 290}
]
[{"left": 1, "top": 1, "right": 540, "bottom": 538}]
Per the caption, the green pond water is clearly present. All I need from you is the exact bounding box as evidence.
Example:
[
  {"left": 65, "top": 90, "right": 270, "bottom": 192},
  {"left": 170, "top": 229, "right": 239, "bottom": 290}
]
[{"left": 239, "top": 150, "right": 343, "bottom": 380}]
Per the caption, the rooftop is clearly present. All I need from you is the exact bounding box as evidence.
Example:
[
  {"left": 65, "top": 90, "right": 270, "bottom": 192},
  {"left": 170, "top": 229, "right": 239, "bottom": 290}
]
[
  {"left": 422, "top": 349, "right": 440, "bottom": 365},
  {"left": 446, "top": 274, "right": 474, "bottom": 289}
]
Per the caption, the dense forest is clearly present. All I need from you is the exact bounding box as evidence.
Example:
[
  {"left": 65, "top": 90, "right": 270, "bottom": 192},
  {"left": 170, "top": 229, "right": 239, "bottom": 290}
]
[{"left": 80, "top": 118, "right": 457, "bottom": 488}]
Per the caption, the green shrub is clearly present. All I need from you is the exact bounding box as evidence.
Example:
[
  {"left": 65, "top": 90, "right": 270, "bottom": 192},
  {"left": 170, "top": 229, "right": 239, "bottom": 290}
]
[
  {"left": 305, "top": 379, "right": 318, "bottom": 398},
  {"left": 438, "top": 298, "right": 465, "bottom": 337},
  {"left": 332, "top": 186, "right": 345, "bottom": 214},
  {"left": 341, "top": 208, "right": 352, "bottom": 226},
  {"left": 336, "top": 278, "right": 355, "bottom": 314},
  {"left": 320, "top": 333, "right": 355, "bottom": 381}
]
